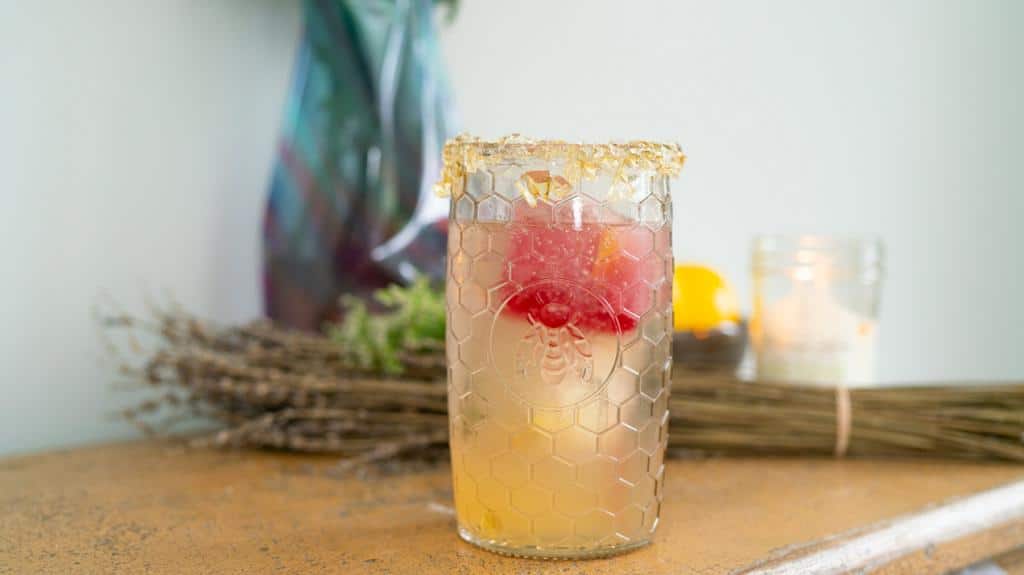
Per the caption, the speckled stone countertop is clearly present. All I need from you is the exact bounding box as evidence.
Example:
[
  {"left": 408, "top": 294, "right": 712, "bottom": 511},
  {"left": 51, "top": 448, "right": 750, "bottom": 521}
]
[{"left": 2, "top": 441, "right": 1023, "bottom": 574}]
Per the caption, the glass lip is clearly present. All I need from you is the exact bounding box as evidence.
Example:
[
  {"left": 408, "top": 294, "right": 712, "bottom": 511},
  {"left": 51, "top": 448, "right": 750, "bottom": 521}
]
[
  {"left": 447, "top": 133, "right": 683, "bottom": 155},
  {"left": 752, "top": 233, "right": 885, "bottom": 275},
  {"left": 436, "top": 134, "right": 684, "bottom": 198}
]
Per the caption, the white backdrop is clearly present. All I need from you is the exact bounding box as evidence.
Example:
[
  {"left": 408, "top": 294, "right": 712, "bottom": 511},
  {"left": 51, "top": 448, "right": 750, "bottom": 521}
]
[{"left": 2, "top": 0, "right": 1022, "bottom": 455}]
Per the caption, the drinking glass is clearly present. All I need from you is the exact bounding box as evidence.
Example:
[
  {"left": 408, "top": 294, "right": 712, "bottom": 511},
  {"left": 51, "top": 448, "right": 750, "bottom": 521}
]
[{"left": 438, "top": 135, "right": 683, "bottom": 558}]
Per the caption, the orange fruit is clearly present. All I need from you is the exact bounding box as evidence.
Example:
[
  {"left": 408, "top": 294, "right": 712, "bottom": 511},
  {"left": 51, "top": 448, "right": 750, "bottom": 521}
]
[{"left": 672, "top": 264, "right": 740, "bottom": 332}]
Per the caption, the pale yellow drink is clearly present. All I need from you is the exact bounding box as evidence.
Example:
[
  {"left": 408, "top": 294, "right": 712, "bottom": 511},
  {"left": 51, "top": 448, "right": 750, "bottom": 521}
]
[{"left": 447, "top": 218, "right": 672, "bottom": 557}]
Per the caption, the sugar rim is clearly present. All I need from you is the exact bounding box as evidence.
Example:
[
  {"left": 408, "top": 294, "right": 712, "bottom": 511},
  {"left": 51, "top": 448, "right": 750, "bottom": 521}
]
[{"left": 434, "top": 133, "right": 685, "bottom": 198}]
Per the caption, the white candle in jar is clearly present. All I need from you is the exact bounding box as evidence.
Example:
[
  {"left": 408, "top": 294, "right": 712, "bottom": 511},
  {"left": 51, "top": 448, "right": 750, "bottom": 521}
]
[{"left": 755, "top": 247, "right": 879, "bottom": 386}]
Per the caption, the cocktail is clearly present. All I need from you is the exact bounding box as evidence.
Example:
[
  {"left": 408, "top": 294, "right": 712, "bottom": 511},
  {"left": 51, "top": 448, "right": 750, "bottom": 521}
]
[{"left": 438, "top": 135, "right": 683, "bottom": 558}]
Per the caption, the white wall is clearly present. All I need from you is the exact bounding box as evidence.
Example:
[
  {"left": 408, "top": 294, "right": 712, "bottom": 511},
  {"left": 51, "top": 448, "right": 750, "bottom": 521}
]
[
  {"left": 0, "top": 0, "right": 301, "bottom": 454},
  {"left": 1, "top": 0, "right": 1022, "bottom": 455}
]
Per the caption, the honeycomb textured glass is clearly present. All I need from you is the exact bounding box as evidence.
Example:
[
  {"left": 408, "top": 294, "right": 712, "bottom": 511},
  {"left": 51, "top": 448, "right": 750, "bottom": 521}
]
[{"left": 445, "top": 138, "right": 676, "bottom": 559}]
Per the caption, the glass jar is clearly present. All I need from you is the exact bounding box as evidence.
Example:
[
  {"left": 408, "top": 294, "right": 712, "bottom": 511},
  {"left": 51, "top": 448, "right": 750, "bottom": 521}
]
[
  {"left": 750, "top": 235, "right": 885, "bottom": 386},
  {"left": 438, "top": 135, "right": 683, "bottom": 558}
]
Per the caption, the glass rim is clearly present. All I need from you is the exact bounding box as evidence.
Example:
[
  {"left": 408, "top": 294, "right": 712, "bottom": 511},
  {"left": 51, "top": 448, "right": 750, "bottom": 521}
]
[
  {"left": 435, "top": 133, "right": 685, "bottom": 198},
  {"left": 752, "top": 233, "right": 885, "bottom": 274}
]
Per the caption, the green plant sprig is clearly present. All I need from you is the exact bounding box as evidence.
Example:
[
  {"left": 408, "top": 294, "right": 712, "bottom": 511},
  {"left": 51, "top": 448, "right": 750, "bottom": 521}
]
[{"left": 326, "top": 277, "right": 446, "bottom": 375}]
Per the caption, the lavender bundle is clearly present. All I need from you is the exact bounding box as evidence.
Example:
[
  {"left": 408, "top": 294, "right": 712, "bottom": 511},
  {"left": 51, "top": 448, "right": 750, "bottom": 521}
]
[{"left": 103, "top": 286, "right": 1024, "bottom": 467}]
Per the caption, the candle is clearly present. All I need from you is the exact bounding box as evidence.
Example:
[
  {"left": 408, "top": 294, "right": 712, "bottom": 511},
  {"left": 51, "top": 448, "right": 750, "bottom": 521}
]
[{"left": 751, "top": 235, "right": 884, "bottom": 387}]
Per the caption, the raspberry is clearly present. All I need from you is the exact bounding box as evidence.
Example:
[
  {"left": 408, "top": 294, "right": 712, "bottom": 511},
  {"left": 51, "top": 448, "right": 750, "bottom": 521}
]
[{"left": 502, "top": 221, "right": 655, "bottom": 334}]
